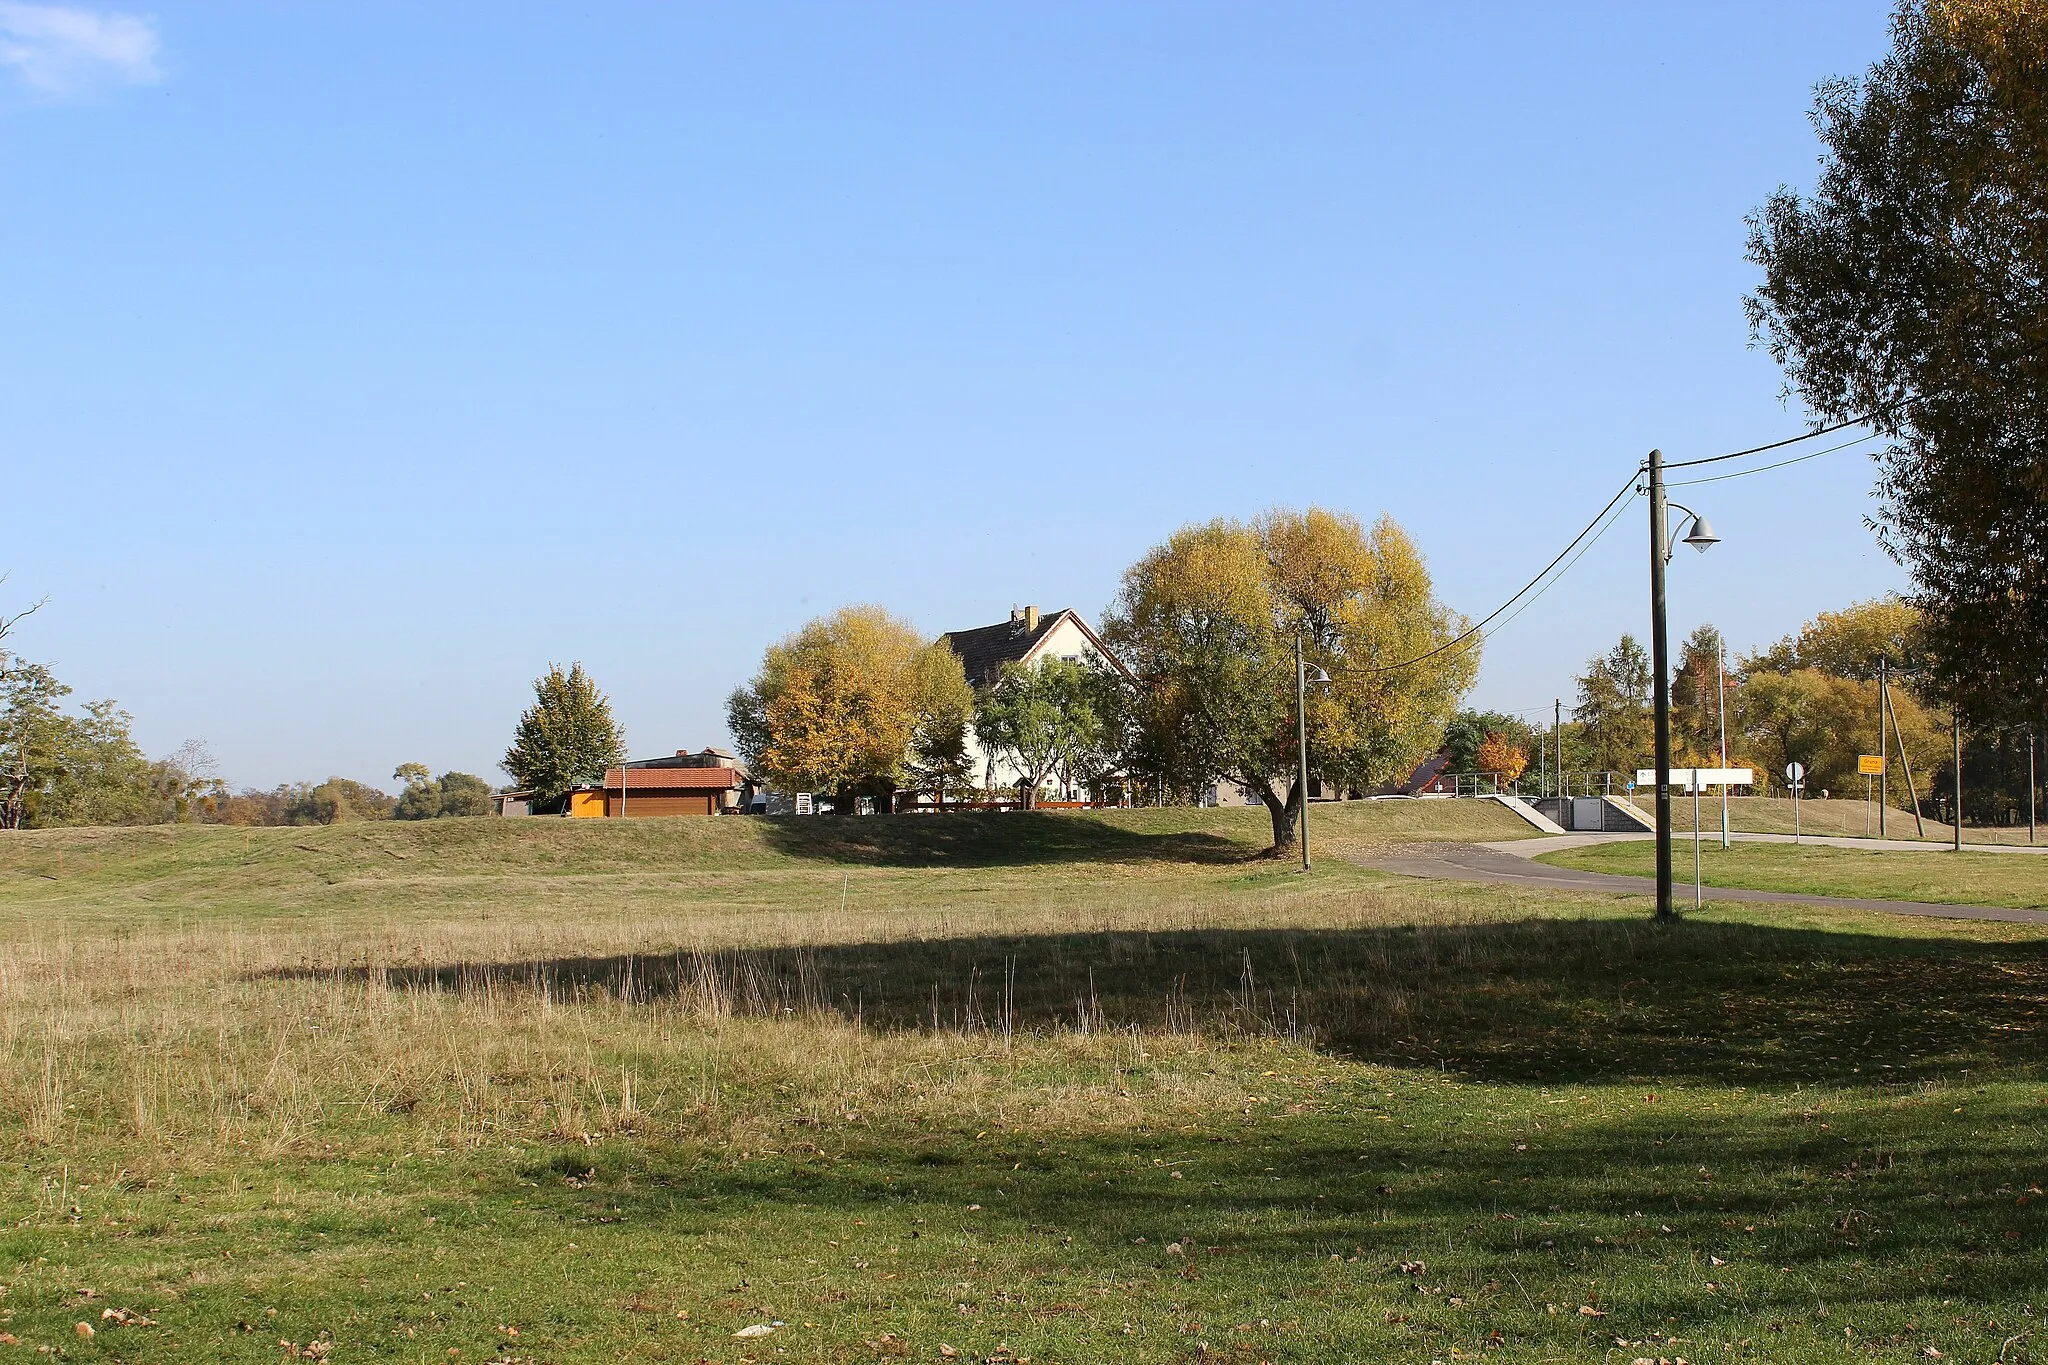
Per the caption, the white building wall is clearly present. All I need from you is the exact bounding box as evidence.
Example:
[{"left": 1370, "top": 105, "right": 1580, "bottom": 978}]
[{"left": 962, "top": 615, "right": 1115, "bottom": 801}]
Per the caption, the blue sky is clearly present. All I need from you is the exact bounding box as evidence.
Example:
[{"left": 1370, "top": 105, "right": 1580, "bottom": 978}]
[{"left": 1, "top": 1, "right": 1903, "bottom": 790}]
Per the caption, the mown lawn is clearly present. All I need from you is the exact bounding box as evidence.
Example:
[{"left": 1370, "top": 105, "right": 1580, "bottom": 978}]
[
  {"left": 0, "top": 806, "right": 2043, "bottom": 1363},
  {"left": 1540, "top": 837, "right": 2048, "bottom": 910},
  {"left": 1665, "top": 794, "right": 2040, "bottom": 846}
]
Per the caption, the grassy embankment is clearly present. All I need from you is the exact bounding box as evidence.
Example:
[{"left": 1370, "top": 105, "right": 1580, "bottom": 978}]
[
  {"left": 1541, "top": 838, "right": 2048, "bottom": 911},
  {"left": 0, "top": 803, "right": 2044, "bottom": 1363},
  {"left": 1650, "top": 794, "right": 2040, "bottom": 845}
]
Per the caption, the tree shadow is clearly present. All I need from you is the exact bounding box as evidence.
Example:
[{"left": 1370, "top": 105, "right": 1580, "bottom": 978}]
[
  {"left": 746, "top": 809, "right": 1257, "bottom": 868},
  {"left": 288, "top": 916, "right": 2048, "bottom": 1088}
]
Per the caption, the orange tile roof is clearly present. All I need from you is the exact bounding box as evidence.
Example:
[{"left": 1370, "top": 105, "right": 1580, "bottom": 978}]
[{"left": 604, "top": 767, "right": 744, "bottom": 790}]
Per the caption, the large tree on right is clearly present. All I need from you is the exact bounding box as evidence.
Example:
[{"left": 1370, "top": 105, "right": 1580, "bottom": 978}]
[{"left": 1747, "top": 0, "right": 2048, "bottom": 725}]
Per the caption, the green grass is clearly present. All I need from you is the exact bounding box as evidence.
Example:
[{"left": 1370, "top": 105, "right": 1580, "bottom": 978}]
[
  {"left": 1662, "top": 794, "right": 2043, "bottom": 845},
  {"left": 1539, "top": 838, "right": 2048, "bottom": 910},
  {"left": 0, "top": 805, "right": 2044, "bottom": 1363}
]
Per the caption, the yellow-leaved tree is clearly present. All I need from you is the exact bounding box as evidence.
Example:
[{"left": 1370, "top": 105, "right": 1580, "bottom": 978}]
[
  {"left": 1101, "top": 508, "right": 1475, "bottom": 855},
  {"left": 1474, "top": 731, "right": 1528, "bottom": 785},
  {"left": 726, "top": 605, "right": 972, "bottom": 806}
]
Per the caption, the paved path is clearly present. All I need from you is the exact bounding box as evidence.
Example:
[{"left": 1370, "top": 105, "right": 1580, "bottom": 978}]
[{"left": 1354, "top": 840, "right": 2048, "bottom": 926}]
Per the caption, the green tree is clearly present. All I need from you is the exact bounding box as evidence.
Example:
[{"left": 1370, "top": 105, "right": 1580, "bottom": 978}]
[
  {"left": 1102, "top": 508, "right": 1474, "bottom": 854},
  {"left": 39, "top": 700, "right": 157, "bottom": 827},
  {"left": 504, "top": 663, "right": 626, "bottom": 810},
  {"left": 901, "top": 644, "right": 978, "bottom": 807},
  {"left": 0, "top": 658, "right": 67, "bottom": 829},
  {"left": 393, "top": 762, "right": 442, "bottom": 820},
  {"left": 1573, "top": 635, "right": 1652, "bottom": 776},
  {"left": 436, "top": 772, "right": 494, "bottom": 817},
  {"left": 972, "top": 657, "right": 1107, "bottom": 807},
  {"left": 1746, "top": 0, "right": 2048, "bottom": 725},
  {"left": 284, "top": 778, "right": 394, "bottom": 824}
]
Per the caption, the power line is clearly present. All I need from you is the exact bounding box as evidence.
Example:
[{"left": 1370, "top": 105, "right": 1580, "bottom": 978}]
[
  {"left": 1665, "top": 433, "right": 1880, "bottom": 487},
  {"left": 1312, "top": 416, "right": 1876, "bottom": 682},
  {"left": 1480, "top": 486, "right": 1641, "bottom": 638},
  {"left": 1327, "top": 469, "right": 1640, "bottom": 677},
  {"left": 1660, "top": 414, "right": 1873, "bottom": 470}
]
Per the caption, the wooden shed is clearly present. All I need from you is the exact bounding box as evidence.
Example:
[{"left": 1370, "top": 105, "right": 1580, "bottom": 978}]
[{"left": 601, "top": 764, "right": 746, "bottom": 817}]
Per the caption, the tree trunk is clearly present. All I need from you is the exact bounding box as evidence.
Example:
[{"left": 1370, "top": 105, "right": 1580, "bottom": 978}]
[{"left": 1261, "top": 779, "right": 1301, "bottom": 855}]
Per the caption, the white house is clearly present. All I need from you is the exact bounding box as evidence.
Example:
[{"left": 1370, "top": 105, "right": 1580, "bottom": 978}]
[{"left": 939, "top": 605, "right": 1130, "bottom": 803}]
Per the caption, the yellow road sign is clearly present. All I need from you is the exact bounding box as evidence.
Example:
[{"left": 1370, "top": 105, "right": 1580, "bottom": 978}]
[{"left": 1858, "top": 754, "right": 1886, "bottom": 775}]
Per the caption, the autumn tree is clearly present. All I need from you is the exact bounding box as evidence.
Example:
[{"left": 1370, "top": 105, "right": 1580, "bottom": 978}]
[
  {"left": 1745, "top": 598, "right": 1923, "bottom": 680},
  {"left": 727, "top": 605, "right": 972, "bottom": 804},
  {"left": 1442, "top": 709, "right": 1540, "bottom": 775},
  {"left": 1671, "top": 625, "right": 1734, "bottom": 765},
  {"left": 1101, "top": 508, "right": 1474, "bottom": 855},
  {"left": 1747, "top": 0, "right": 2048, "bottom": 725},
  {"left": 1739, "top": 601, "right": 1945, "bottom": 802},
  {"left": 1474, "top": 731, "right": 1528, "bottom": 785},
  {"left": 503, "top": 663, "right": 626, "bottom": 810},
  {"left": 1573, "top": 635, "right": 1652, "bottom": 776}
]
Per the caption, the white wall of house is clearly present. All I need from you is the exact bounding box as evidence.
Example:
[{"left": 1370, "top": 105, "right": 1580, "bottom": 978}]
[{"left": 964, "top": 614, "right": 1114, "bottom": 801}]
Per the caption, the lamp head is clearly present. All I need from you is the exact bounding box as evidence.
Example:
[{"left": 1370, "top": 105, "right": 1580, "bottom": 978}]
[
  {"left": 1683, "top": 515, "right": 1720, "bottom": 553},
  {"left": 1304, "top": 664, "right": 1333, "bottom": 686}
]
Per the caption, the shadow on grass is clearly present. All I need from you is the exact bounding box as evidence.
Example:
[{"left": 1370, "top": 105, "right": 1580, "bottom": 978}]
[
  {"left": 292, "top": 917, "right": 2048, "bottom": 1088},
  {"left": 748, "top": 809, "right": 1259, "bottom": 868},
  {"left": 523, "top": 1106, "right": 2044, "bottom": 1323}
]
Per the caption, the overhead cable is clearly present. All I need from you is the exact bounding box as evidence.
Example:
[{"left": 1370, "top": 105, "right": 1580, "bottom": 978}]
[
  {"left": 1326, "top": 469, "right": 1640, "bottom": 677},
  {"left": 1664, "top": 433, "right": 1879, "bottom": 488},
  {"left": 1660, "top": 415, "right": 1873, "bottom": 470}
]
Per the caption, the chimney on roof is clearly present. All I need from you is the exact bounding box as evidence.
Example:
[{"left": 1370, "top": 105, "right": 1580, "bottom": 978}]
[{"left": 1024, "top": 605, "right": 1040, "bottom": 632}]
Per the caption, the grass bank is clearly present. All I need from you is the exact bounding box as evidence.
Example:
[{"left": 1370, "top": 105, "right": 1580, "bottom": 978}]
[
  {"left": 0, "top": 806, "right": 2043, "bottom": 1363},
  {"left": 1539, "top": 838, "right": 2048, "bottom": 910},
  {"left": 1660, "top": 794, "right": 2040, "bottom": 846}
]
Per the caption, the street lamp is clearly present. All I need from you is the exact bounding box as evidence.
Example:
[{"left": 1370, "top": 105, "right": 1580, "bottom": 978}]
[
  {"left": 1646, "top": 450, "right": 1720, "bottom": 923},
  {"left": 1296, "top": 638, "right": 1333, "bottom": 872}
]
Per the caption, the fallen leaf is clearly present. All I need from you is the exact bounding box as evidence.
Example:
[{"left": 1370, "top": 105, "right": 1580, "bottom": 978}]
[
  {"left": 1579, "top": 1306, "right": 1606, "bottom": 1318},
  {"left": 939, "top": 1348, "right": 959, "bottom": 1360},
  {"left": 74, "top": 1323, "right": 94, "bottom": 1339},
  {"left": 735, "top": 1324, "right": 776, "bottom": 1339}
]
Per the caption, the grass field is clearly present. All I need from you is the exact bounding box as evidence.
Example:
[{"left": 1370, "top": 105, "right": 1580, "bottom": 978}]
[
  {"left": 1655, "top": 794, "right": 2042, "bottom": 846},
  {"left": 1, "top": 804, "right": 2045, "bottom": 1363},
  {"left": 1540, "top": 838, "right": 2048, "bottom": 910}
]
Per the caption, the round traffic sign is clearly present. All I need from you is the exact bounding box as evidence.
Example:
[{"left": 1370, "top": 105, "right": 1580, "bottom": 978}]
[{"left": 1785, "top": 761, "right": 1805, "bottom": 784}]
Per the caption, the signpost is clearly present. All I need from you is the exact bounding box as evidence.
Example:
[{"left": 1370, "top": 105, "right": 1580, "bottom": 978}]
[
  {"left": 1859, "top": 755, "right": 1884, "bottom": 837},
  {"left": 1786, "top": 762, "right": 1806, "bottom": 844}
]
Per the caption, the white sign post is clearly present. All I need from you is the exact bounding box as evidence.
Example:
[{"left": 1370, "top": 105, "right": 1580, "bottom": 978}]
[
  {"left": 1785, "top": 762, "right": 1806, "bottom": 844},
  {"left": 794, "top": 792, "right": 814, "bottom": 816}
]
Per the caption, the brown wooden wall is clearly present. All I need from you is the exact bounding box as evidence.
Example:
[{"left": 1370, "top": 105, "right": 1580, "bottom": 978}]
[{"left": 607, "top": 792, "right": 716, "bottom": 817}]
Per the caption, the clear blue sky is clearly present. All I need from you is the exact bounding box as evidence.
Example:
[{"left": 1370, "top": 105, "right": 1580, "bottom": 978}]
[{"left": 2, "top": 1, "right": 1903, "bottom": 790}]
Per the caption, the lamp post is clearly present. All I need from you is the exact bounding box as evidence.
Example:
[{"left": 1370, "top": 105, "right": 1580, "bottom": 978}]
[
  {"left": 1716, "top": 635, "right": 1730, "bottom": 850},
  {"left": 1295, "top": 637, "right": 1332, "bottom": 872},
  {"left": 1647, "top": 448, "right": 1720, "bottom": 922}
]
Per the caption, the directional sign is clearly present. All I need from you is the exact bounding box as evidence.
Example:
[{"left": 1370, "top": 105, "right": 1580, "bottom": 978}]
[
  {"left": 1635, "top": 768, "right": 1755, "bottom": 790},
  {"left": 1858, "top": 754, "right": 1886, "bottom": 775},
  {"left": 1785, "top": 761, "right": 1806, "bottom": 785}
]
